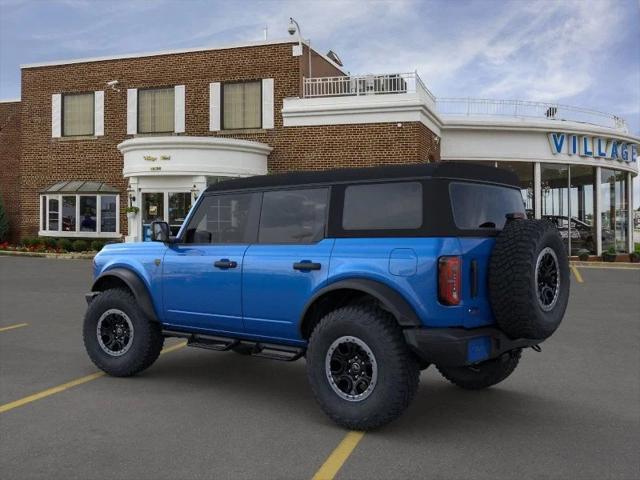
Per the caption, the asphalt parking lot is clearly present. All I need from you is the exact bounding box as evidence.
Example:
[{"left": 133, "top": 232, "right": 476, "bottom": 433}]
[{"left": 0, "top": 256, "right": 638, "bottom": 480}]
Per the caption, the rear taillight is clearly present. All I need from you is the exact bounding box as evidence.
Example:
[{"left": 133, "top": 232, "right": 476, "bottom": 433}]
[{"left": 438, "top": 256, "right": 461, "bottom": 306}]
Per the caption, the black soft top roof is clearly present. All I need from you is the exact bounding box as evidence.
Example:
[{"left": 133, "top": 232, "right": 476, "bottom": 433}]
[{"left": 204, "top": 162, "right": 519, "bottom": 193}]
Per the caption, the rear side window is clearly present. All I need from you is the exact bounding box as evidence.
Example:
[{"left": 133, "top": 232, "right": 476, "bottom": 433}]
[
  {"left": 343, "top": 182, "right": 422, "bottom": 230},
  {"left": 183, "top": 192, "right": 260, "bottom": 244},
  {"left": 259, "top": 188, "right": 328, "bottom": 244},
  {"left": 450, "top": 182, "right": 525, "bottom": 230}
]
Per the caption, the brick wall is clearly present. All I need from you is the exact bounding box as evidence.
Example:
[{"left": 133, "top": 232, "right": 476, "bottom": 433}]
[
  {"left": 14, "top": 41, "right": 440, "bottom": 240},
  {"left": 0, "top": 101, "right": 21, "bottom": 242}
]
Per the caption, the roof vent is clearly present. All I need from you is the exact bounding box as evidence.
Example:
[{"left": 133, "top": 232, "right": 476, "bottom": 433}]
[{"left": 326, "top": 50, "right": 343, "bottom": 66}]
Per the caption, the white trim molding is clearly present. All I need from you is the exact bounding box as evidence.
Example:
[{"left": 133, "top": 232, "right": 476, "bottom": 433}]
[
  {"left": 118, "top": 136, "right": 271, "bottom": 178},
  {"left": 94, "top": 90, "right": 104, "bottom": 136},
  {"left": 282, "top": 93, "right": 442, "bottom": 136},
  {"left": 127, "top": 88, "right": 137, "bottom": 135},
  {"left": 174, "top": 85, "right": 186, "bottom": 133},
  {"left": 209, "top": 82, "right": 221, "bottom": 131},
  {"left": 262, "top": 78, "right": 275, "bottom": 129},
  {"left": 51, "top": 94, "right": 62, "bottom": 138}
]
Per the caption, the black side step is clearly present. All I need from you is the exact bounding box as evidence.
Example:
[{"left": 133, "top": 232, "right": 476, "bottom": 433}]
[
  {"left": 162, "top": 330, "right": 305, "bottom": 361},
  {"left": 251, "top": 343, "right": 305, "bottom": 362}
]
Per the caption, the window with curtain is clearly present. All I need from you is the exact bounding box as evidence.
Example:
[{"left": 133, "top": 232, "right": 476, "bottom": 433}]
[
  {"left": 63, "top": 92, "right": 94, "bottom": 136},
  {"left": 138, "top": 87, "right": 175, "bottom": 133},
  {"left": 223, "top": 81, "right": 261, "bottom": 129}
]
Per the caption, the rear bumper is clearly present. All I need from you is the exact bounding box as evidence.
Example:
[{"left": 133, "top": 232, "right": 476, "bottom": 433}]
[{"left": 403, "top": 326, "right": 540, "bottom": 367}]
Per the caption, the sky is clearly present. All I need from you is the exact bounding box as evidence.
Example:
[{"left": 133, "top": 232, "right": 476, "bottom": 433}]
[{"left": 1, "top": 0, "right": 639, "bottom": 203}]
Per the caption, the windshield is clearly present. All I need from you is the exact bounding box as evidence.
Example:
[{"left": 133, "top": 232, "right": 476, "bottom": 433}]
[{"left": 449, "top": 182, "right": 525, "bottom": 230}]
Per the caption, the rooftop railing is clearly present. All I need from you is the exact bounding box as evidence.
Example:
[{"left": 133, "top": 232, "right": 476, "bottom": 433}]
[
  {"left": 303, "top": 72, "right": 436, "bottom": 102},
  {"left": 434, "top": 98, "right": 628, "bottom": 132},
  {"left": 301, "top": 74, "right": 628, "bottom": 132}
]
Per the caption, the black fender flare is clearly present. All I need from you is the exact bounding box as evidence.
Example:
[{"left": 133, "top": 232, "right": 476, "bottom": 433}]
[
  {"left": 91, "top": 268, "right": 159, "bottom": 322},
  {"left": 299, "top": 278, "right": 422, "bottom": 332}
]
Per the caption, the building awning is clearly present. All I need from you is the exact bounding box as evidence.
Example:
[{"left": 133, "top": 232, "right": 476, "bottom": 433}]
[{"left": 41, "top": 181, "right": 120, "bottom": 194}]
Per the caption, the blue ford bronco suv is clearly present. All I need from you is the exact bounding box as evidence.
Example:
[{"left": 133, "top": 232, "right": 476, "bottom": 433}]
[{"left": 84, "top": 162, "right": 569, "bottom": 430}]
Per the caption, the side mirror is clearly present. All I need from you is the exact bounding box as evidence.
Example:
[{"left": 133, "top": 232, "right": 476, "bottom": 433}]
[{"left": 150, "top": 221, "right": 170, "bottom": 243}]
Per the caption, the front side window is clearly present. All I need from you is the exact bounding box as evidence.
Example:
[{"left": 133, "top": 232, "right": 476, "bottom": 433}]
[
  {"left": 63, "top": 92, "right": 94, "bottom": 136},
  {"left": 138, "top": 87, "right": 174, "bottom": 133},
  {"left": 259, "top": 188, "right": 328, "bottom": 244},
  {"left": 450, "top": 182, "right": 525, "bottom": 230},
  {"left": 343, "top": 182, "right": 422, "bottom": 230},
  {"left": 223, "top": 81, "right": 261, "bottom": 129},
  {"left": 184, "top": 193, "right": 260, "bottom": 244}
]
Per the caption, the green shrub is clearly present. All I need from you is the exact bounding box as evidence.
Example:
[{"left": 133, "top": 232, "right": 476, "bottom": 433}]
[
  {"left": 22, "top": 237, "right": 36, "bottom": 247},
  {"left": 58, "top": 238, "right": 73, "bottom": 252},
  {"left": 41, "top": 237, "right": 58, "bottom": 249},
  {"left": 90, "top": 240, "right": 106, "bottom": 252},
  {"left": 0, "top": 194, "right": 9, "bottom": 242},
  {"left": 72, "top": 239, "right": 89, "bottom": 252}
]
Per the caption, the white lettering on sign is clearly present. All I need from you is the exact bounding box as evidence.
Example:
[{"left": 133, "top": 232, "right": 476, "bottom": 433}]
[{"left": 548, "top": 133, "right": 637, "bottom": 163}]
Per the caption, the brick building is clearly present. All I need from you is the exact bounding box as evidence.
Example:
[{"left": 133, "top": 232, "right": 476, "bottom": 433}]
[{"left": 0, "top": 37, "right": 637, "bottom": 254}]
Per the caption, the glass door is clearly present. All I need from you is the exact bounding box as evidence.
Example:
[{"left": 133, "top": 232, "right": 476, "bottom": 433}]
[
  {"left": 168, "top": 192, "right": 192, "bottom": 236},
  {"left": 142, "top": 192, "right": 165, "bottom": 241}
]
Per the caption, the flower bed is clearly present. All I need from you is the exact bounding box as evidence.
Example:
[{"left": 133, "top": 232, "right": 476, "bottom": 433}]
[{"left": 0, "top": 237, "right": 115, "bottom": 254}]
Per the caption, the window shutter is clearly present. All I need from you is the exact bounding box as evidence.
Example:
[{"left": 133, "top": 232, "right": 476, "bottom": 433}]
[
  {"left": 51, "top": 94, "right": 62, "bottom": 138},
  {"left": 262, "top": 78, "right": 274, "bottom": 129},
  {"left": 127, "top": 88, "right": 137, "bottom": 135},
  {"left": 209, "top": 82, "right": 221, "bottom": 131},
  {"left": 94, "top": 91, "right": 104, "bottom": 136},
  {"left": 174, "top": 85, "right": 185, "bottom": 133}
]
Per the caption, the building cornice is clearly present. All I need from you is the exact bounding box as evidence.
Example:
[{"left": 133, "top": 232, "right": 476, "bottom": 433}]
[{"left": 21, "top": 38, "right": 302, "bottom": 69}]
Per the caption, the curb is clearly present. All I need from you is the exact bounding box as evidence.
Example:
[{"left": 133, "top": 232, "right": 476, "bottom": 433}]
[
  {"left": 571, "top": 260, "right": 640, "bottom": 269},
  {"left": 0, "top": 250, "right": 95, "bottom": 260}
]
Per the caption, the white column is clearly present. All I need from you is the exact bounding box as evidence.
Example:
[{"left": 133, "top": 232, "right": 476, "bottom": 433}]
[
  {"left": 628, "top": 172, "right": 634, "bottom": 253},
  {"left": 126, "top": 177, "right": 140, "bottom": 243},
  {"left": 595, "top": 167, "right": 602, "bottom": 256},
  {"left": 534, "top": 162, "right": 541, "bottom": 219}
]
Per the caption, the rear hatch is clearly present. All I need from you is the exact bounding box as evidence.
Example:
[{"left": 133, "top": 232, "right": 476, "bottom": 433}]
[{"left": 448, "top": 181, "right": 526, "bottom": 328}]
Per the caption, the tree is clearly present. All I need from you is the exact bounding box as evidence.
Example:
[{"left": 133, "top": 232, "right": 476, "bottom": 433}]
[{"left": 0, "top": 193, "right": 9, "bottom": 242}]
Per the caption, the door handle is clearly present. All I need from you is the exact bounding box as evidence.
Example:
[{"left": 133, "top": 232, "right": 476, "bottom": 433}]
[
  {"left": 214, "top": 259, "right": 238, "bottom": 269},
  {"left": 293, "top": 261, "right": 321, "bottom": 271}
]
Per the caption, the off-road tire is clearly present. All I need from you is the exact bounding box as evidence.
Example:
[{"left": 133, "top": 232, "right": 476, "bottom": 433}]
[
  {"left": 436, "top": 349, "right": 521, "bottom": 390},
  {"left": 83, "top": 288, "right": 164, "bottom": 377},
  {"left": 489, "top": 219, "right": 569, "bottom": 340},
  {"left": 306, "top": 304, "right": 420, "bottom": 430}
]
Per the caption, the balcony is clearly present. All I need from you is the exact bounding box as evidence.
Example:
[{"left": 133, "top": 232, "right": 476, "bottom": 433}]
[{"left": 300, "top": 73, "right": 628, "bottom": 133}]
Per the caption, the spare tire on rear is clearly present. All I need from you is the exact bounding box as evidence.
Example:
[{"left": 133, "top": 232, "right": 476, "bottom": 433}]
[{"left": 488, "top": 219, "right": 569, "bottom": 340}]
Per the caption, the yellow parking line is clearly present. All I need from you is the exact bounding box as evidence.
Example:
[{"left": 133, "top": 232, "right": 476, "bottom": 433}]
[
  {"left": 0, "top": 341, "right": 186, "bottom": 415},
  {"left": 0, "top": 323, "right": 28, "bottom": 333},
  {"left": 571, "top": 265, "right": 584, "bottom": 283},
  {"left": 312, "top": 431, "right": 365, "bottom": 480}
]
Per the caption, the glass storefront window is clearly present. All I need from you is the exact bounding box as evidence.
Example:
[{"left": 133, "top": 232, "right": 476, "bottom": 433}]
[
  {"left": 40, "top": 193, "right": 119, "bottom": 236},
  {"left": 569, "top": 166, "right": 596, "bottom": 255},
  {"left": 500, "top": 162, "right": 535, "bottom": 218},
  {"left": 100, "top": 195, "right": 117, "bottom": 233},
  {"left": 62, "top": 196, "right": 76, "bottom": 232},
  {"left": 601, "top": 169, "right": 628, "bottom": 253},
  {"left": 168, "top": 192, "right": 192, "bottom": 236},
  {"left": 79, "top": 196, "right": 97, "bottom": 232},
  {"left": 541, "top": 164, "right": 570, "bottom": 252}
]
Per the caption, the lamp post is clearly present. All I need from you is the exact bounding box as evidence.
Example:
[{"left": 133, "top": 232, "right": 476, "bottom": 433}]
[{"left": 288, "top": 17, "right": 312, "bottom": 79}]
